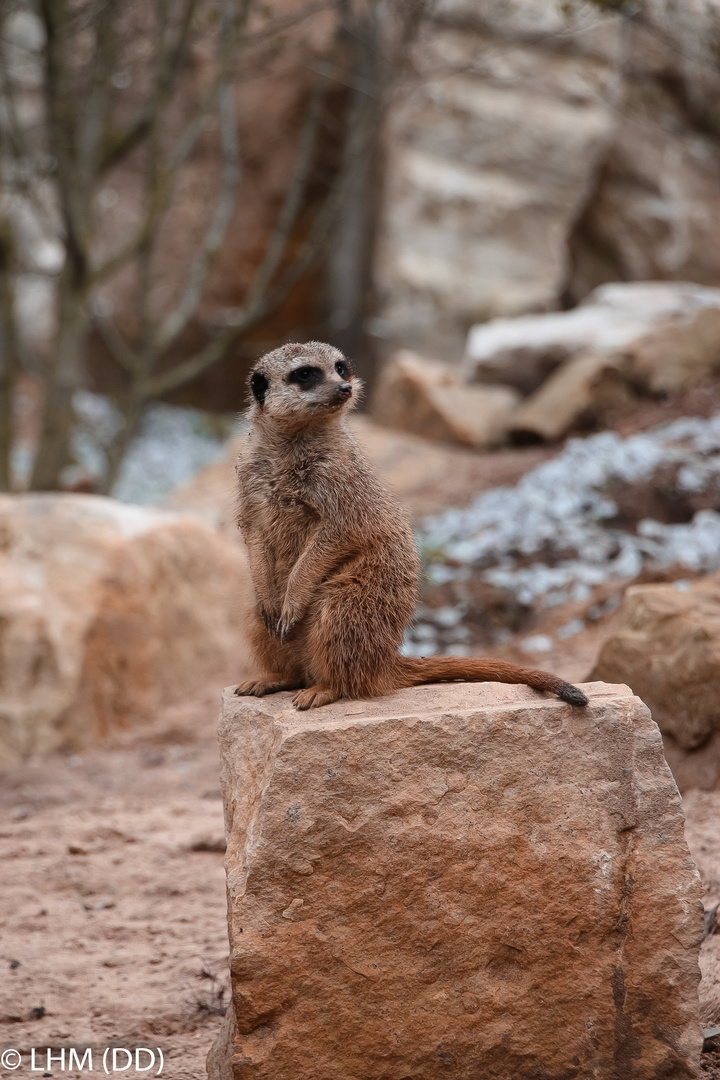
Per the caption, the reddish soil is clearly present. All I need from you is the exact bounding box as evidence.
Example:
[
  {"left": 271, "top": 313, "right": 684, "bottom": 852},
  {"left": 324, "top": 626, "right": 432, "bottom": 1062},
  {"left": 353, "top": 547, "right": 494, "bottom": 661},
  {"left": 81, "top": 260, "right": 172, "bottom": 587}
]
[{"left": 0, "top": 696, "right": 229, "bottom": 1080}]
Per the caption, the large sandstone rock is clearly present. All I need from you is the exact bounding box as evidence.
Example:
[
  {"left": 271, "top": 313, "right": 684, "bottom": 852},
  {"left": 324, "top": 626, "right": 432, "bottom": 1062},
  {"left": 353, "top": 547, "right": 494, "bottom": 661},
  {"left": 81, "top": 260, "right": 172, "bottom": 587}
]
[
  {"left": 0, "top": 494, "right": 252, "bottom": 765},
  {"left": 507, "top": 351, "right": 634, "bottom": 443},
  {"left": 465, "top": 282, "right": 720, "bottom": 395},
  {"left": 590, "top": 574, "right": 720, "bottom": 792},
  {"left": 564, "top": 2, "right": 720, "bottom": 304},
  {"left": 374, "top": 13, "right": 617, "bottom": 359},
  {"left": 372, "top": 350, "right": 519, "bottom": 449},
  {"left": 374, "top": 2, "right": 720, "bottom": 361},
  {"left": 208, "top": 681, "right": 703, "bottom": 1080}
]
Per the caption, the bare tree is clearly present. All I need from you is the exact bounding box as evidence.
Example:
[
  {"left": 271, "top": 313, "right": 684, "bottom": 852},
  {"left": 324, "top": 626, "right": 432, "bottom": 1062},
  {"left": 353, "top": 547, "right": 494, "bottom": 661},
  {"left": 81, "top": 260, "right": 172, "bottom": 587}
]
[{"left": 0, "top": 0, "right": 424, "bottom": 493}]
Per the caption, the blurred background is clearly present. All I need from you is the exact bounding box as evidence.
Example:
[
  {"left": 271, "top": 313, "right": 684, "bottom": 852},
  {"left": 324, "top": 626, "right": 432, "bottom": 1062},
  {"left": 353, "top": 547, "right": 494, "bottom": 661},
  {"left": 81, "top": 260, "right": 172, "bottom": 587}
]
[{"left": 3, "top": 0, "right": 720, "bottom": 1073}]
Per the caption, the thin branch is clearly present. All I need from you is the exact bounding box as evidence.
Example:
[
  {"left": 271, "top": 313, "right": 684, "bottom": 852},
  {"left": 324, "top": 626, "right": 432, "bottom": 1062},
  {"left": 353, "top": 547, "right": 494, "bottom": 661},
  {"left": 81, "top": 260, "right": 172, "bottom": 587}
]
[
  {"left": 0, "top": 215, "right": 20, "bottom": 491},
  {"left": 142, "top": 72, "right": 330, "bottom": 398},
  {"left": 266, "top": 77, "right": 379, "bottom": 307},
  {"left": 90, "top": 0, "right": 250, "bottom": 288},
  {"left": 243, "top": 71, "right": 328, "bottom": 310},
  {"left": 39, "top": 0, "right": 91, "bottom": 277},
  {"left": 78, "top": 0, "right": 118, "bottom": 180},
  {"left": 142, "top": 72, "right": 377, "bottom": 401},
  {"left": 98, "top": 0, "right": 202, "bottom": 173},
  {"left": 165, "top": 0, "right": 253, "bottom": 173},
  {"left": 236, "top": 0, "right": 332, "bottom": 50},
  {"left": 88, "top": 187, "right": 168, "bottom": 284},
  {"left": 152, "top": 35, "right": 241, "bottom": 351},
  {"left": 136, "top": 0, "right": 172, "bottom": 349},
  {"left": 0, "top": 26, "right": 59, "bottom": 233},
  {"left": 90, "top": 306, "right": 138, "bottom": 374}
]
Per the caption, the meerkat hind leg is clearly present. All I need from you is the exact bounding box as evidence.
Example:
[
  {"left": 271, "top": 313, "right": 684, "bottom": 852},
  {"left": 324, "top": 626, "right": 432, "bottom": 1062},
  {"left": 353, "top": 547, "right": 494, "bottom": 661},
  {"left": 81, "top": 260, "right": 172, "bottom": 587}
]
[
  {"left": 292, "top": 686, "right": 339, "bottom": 710},
  {"left": 235, "top": 676, "right": 303, "bottom": 697}
]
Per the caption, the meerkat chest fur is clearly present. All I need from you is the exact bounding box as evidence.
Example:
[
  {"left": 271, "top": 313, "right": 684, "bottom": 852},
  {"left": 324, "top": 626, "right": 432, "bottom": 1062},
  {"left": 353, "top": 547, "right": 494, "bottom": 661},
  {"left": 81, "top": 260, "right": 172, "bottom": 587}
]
[{"left": 240, "top": 427, "right": 339, "bottom": 563}]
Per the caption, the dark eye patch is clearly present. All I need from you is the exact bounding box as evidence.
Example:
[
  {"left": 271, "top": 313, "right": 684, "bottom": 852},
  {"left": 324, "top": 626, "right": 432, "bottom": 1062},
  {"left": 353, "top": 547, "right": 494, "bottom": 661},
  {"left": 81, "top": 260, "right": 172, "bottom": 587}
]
[
  {"left": 288, "top": 365, "right": 323, "bottom": 389},
  {"left": 250, "top": 371, "right": 268, "bottom": 406},
  {"left": 335, "top": 361, "right": 351, "bottom": 378}
]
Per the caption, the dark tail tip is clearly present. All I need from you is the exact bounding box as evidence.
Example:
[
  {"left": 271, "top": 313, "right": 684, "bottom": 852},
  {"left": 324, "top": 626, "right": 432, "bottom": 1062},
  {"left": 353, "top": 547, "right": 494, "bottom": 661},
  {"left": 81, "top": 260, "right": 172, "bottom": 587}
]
[{"left": 559, "top": 683, "right": 589, "bottom": 707}]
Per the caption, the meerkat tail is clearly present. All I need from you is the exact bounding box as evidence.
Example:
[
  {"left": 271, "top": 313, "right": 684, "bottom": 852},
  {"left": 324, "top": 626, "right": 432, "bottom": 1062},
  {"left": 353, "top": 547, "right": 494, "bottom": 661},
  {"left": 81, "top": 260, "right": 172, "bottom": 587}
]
[{"left": 397, "top": 656, "right": 589, "bottom": 707}]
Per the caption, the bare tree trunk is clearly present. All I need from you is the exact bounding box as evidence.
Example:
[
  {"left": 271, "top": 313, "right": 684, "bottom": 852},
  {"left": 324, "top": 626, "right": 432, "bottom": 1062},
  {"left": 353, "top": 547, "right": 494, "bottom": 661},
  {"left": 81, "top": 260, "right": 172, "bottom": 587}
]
[
  {"left": 0, "top": 218, "right": 19, "bottom": 491},
  {"left": 325, "top": 3, "right": 384, "bottom": 388},
  {"left": 29, "top": 262, "right": 88, "bottom": 490},
  {"left": 100, "top": 396, "right": 144, "bottom": 496}
]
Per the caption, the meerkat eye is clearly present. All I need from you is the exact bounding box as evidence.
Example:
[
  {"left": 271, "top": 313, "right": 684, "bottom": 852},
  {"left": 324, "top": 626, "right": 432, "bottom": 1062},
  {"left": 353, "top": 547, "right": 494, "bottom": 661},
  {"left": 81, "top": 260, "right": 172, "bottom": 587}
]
[
  {"left": 250, "top": 371, "right": 268, "bottom": 405},
  {"left": 288, "top": 365, "right": 323, "bottom": 387},
  {"left": 335, "top": 361, "right": 348, "bottom": 378}
]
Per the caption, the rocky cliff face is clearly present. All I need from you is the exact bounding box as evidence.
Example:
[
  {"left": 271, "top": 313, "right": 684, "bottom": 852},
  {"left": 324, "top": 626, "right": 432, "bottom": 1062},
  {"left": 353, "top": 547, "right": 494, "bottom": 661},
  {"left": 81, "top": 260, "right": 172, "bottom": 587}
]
[{"left": 374, "top": 0, "right": 720, "bottom": 361}]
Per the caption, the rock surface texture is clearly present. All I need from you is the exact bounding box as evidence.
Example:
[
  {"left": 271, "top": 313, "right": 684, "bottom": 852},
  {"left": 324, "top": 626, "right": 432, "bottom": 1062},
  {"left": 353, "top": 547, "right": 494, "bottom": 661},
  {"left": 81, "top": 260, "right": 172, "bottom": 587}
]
[
  {"left": 372, "top": 350, "right": 520, "bottom": 449},
  {"left": 0, "top": 494, "right": 252, "bottom": 764},
  {"left": 591, "top": 575, "right": 720, "bottom": 792},
  {"left": 465, "top": 282, "right": 720, "bottom": 396},
  {"left": 208, "top": 682, "right": 703, "bottom": 1080},
  {"left": 375, "top": 1, "right": 720, "bottom": 360}
]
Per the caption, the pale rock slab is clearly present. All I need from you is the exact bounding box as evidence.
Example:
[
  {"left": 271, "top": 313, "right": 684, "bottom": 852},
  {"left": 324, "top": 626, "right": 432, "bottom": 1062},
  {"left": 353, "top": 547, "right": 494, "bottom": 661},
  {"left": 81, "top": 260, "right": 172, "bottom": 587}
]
[
  {"left": 374, "top": 1, "right": 720, "bottom": 361},
  {"left": 208, "top": 682, "right": 703, "bottom": 1080},
  {"left": 591, "top": 574, "right": 720, "bottom": 792},
  {"left": 372, "top": 350, "right": 519, "bottom": 449},
  {"left": 465, "top": 281, "right": 720, "bottom": 395},
  {"left": 507, "top": 351, "right": 633, "bottom": 443},
  {"left": 0, "top": 494, "right": 253, "bottom": 764},
  {"left": 565, "top": 3, "right": 720, "bottom": 303},
  {"left": 374, "top": 18, "right": 617, "bottom": 358}
]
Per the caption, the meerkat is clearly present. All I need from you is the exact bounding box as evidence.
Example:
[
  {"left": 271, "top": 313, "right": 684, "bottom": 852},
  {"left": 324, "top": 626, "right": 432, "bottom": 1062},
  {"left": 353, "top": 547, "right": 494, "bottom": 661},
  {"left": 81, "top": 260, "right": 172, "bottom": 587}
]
[{"left": 234, "top": 341, "right": 589, "bottom": 711}]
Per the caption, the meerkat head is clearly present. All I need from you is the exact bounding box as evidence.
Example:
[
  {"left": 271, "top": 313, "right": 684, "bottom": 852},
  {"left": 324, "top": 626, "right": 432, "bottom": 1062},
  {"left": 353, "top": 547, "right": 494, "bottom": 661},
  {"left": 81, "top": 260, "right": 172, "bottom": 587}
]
[{"left": 247, "top": 341, "right": 362, "bottom": 429}]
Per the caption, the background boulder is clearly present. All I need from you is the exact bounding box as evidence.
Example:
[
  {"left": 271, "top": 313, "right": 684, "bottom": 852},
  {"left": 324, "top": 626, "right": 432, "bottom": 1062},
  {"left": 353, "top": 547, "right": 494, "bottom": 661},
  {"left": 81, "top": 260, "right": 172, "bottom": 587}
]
[
  {"left": 372, "top": 350, "right": 520, "bottom": 449},
  {"left": 0, "top": 494, "right": 253, "bottom": 765},
  {"left": 465, "top": 282, "right": 720, "bottom": 396},
  {"left": 375, "top": 1, "right": 720, "bottom": 362},
  {"left": 507, "top": 351, "right": 632, "bottom": 443},
  {"left": 590, "top": 574, "right": 720, "bottom": 792}
]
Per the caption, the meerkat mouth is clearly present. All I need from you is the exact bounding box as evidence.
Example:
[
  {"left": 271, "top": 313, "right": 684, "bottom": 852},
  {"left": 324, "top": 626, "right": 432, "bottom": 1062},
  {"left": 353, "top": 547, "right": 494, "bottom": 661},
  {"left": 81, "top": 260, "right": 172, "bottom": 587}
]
[{"left": 312, "top": 396, "right": 351, "bottom": 411}]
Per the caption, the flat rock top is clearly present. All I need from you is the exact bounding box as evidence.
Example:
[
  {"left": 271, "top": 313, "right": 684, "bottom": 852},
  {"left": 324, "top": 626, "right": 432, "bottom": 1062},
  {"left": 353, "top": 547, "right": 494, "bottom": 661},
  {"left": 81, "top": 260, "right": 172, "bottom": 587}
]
[{"left": 222, "top": 680, "right": 628, "bottom": 731}]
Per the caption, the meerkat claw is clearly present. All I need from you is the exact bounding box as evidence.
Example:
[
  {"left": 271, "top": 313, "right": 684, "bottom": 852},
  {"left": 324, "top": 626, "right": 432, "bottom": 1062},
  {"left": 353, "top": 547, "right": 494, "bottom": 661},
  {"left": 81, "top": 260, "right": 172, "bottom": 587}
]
[
  {"left": 277, "top": 615, "right": 296, "bottom": 643},
  {"left": 258, "top": 605, "right": 279, "bottom": 634}
]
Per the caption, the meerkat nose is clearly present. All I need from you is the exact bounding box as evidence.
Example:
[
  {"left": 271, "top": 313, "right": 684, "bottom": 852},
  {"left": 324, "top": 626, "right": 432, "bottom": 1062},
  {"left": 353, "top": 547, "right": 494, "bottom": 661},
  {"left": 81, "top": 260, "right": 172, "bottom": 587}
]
[{"left": 337, "top": 383, "right": 352, "bottom": 397}]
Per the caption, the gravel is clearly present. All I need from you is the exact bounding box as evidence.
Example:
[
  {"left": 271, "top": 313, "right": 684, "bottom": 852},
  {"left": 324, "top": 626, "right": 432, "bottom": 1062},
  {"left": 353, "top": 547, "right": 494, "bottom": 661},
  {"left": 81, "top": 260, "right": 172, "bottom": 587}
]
[{"left": 404, "top": 412, "right": 720, "bottom": 656}]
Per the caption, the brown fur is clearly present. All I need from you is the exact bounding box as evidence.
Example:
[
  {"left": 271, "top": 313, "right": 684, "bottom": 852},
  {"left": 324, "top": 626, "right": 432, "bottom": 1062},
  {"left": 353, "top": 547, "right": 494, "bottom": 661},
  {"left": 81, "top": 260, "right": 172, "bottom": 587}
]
[{"left": 235, "top": 341, "right": 589, "bottom": 711}]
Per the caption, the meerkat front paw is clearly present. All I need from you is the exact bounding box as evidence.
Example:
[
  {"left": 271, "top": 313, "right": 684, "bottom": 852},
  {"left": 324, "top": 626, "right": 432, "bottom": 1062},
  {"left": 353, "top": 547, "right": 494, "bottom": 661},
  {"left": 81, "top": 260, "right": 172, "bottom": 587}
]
[
  {"left": 277, "top": 604, "right": 302, "bottom": 643},
  {"left": 258, "top": 603, "right": 281, "bottom": 635},
  {"left": 235, "top": 679, "right": 292, "bottom": 697},
  {"left": 292, "top": 686, "right": 339, "bottom": 709}
]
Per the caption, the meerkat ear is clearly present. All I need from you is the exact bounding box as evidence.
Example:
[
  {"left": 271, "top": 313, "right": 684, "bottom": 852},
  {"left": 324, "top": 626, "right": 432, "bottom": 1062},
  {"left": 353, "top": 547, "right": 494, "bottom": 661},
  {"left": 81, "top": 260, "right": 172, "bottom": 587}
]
[{"left": 250, "top": 371, "right": 269, "bottom": 407}]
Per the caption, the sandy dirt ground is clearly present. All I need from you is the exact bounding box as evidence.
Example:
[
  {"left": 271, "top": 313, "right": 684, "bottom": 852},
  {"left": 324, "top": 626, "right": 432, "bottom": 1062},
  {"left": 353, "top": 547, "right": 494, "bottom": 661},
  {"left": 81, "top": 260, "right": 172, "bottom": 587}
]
[
  {"left": 0, "top": 695, "right": 230, "bottom": 1080},
  {"left": 3, "top": 675, "right": 720, "bottom": 1079}
]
